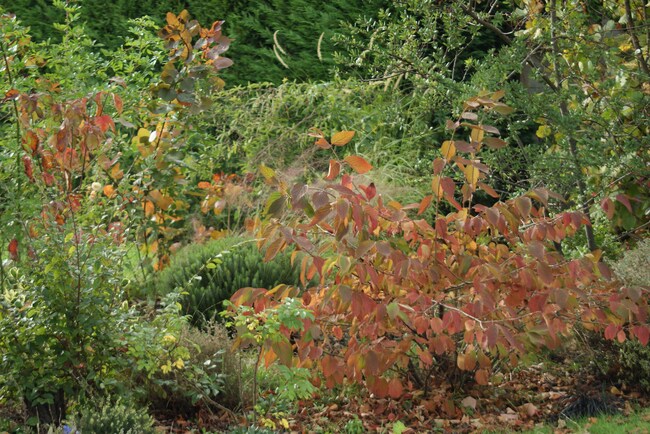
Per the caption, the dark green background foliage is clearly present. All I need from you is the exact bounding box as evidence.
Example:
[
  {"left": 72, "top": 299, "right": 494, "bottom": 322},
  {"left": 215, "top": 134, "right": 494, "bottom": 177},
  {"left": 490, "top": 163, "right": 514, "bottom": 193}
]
[
  {"left": 149, "top": 236, "right": 304, "bottom": 324},
  {"left": 1, "top": 0, "right": 387, "bottom": 85}
]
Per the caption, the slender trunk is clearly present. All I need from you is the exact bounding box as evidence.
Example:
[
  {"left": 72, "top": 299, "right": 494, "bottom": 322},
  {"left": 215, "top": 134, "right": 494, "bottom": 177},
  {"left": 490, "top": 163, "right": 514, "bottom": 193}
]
[{"left": 549, "top": 0, "right": 598, "bottom": 252}]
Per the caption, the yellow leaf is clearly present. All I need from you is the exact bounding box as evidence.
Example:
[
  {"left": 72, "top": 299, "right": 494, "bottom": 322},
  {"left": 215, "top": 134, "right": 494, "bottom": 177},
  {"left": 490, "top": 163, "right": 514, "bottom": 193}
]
[
  {"left": 536, "top": 125, "right": 552, "bottom": 138},
  {"left": 331, "top": 131, "right": 355, "bottom": 146},
  {"left": 173, "top": 358, "right": 185, "bottom": 369},
  {"left": 161, "top": 361, "right": 172, "bottom": 374},
  {"left": 259, "top": 164, "right": 276, "bottom": 182},
  {"left": 463, "top": 165, "right": 480, "bottom": 185},
  {"left": 470, "top": 127, "right": 484, "bottom": 143},
  {"left": 162, "top": 334, "right": 176, "bottom": 344},
  {"left": 440, "top": 141, "right": 456, "bottom": 159},
  {"left": 431, "top": 175, "right": 444, "bottom": 198}
]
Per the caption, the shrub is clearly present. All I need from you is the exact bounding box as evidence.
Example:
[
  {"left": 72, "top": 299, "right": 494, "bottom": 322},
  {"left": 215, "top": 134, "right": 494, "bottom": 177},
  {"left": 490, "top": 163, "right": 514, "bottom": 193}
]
[
  {"left": 611, "top": 240, "right": 650, "bottom": 393},
  {"left": 149, "top": 237, "right": 303, "bottom": 325},
  {"left": 73, "top": 397, "right": 156, "bottom": 434}
]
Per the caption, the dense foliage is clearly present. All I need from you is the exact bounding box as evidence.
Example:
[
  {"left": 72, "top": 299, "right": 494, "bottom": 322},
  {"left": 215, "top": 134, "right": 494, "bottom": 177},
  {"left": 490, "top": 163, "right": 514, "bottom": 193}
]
[
  {"left": 0, "top": 0, "right": 647, "bottom": 431},
  {"left": 0, "top": 0, "right": 388, "bottom": 85},
  {"left": 150, "top": 236, "right": 303, "bottom": 324}
]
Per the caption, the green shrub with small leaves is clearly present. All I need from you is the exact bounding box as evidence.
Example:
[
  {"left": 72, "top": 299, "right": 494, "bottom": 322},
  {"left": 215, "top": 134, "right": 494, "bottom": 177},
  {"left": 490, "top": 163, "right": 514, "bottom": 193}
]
[
  {"left": 73, "top": 397, "right": 156, "bottom": 434},
  {"left": 149, "top": 236, "right": 303, "bottom": 325},
  {"left": 612, "top": 240, "right": 650, "bottom": 392}
]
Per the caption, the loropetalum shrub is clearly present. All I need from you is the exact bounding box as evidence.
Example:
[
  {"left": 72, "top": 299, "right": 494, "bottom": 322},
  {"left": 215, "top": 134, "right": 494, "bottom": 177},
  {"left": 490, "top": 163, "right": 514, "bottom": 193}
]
[
  {"left": 229, "top": 93, "right": 650, "bottom": 402},
  {"left": 150, "top": 236, "right": 303, "bottom": 324}
]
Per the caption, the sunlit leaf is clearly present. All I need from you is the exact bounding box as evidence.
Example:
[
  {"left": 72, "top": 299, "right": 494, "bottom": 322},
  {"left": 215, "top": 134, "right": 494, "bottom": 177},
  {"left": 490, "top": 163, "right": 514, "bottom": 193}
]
[
  {"left": 344, "top": 155, "right": 372, "bottom": 174},
  {"left": 331, "top": 131, "right": 355, "bottom": 146}
]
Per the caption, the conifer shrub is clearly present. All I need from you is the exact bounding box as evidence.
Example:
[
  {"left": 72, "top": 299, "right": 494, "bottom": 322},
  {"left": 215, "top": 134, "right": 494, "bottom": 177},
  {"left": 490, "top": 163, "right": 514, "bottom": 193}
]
[
  {"left": 149, "top": 236, "right": 303, "bottom": 325},
  {"left": 73, "top": 397, "right": 156, "bottom": 434}
]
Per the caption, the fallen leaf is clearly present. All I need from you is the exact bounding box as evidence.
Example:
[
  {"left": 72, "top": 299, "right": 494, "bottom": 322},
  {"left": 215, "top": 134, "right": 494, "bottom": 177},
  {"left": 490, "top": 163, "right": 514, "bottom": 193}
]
[{"left": 461, "top": 396, "right": 477, "bottom": 410}]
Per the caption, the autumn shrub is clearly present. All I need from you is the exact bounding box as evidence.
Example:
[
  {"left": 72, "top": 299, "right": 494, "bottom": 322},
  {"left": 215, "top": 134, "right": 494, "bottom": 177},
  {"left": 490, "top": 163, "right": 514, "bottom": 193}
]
[
  {"left": 227, "top": 94, "right": 649, "bottom": 404},
  {"left": 148, "top": 236, "right": 303, "bottom": 325},
  {"left": 0, "top": 8, "right": 237, "bottom": 425},
  {"left": 607, "top": 240, "right": 650, "bottom": 392}
]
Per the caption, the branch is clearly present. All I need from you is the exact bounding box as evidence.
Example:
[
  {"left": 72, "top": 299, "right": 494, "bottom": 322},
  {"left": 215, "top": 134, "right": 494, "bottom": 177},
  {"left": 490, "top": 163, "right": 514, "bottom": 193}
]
[{"left": 624, "top": 0, "right": 650, "bottom": 75}]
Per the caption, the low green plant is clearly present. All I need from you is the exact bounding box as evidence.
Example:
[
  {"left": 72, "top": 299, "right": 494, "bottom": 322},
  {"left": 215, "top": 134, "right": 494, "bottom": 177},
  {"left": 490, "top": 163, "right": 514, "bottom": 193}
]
[
  {"left": 73, "top": 397, "right": 156, "bottom": 434},
  {"left": 223, "top": 296, "right": 316, "bottom": 426},
  {"left": 149, "top": 236, "right": 303, "bottom": 325},
  {"left": 344, "top": 416, "right": 364, "bottom": 434}
]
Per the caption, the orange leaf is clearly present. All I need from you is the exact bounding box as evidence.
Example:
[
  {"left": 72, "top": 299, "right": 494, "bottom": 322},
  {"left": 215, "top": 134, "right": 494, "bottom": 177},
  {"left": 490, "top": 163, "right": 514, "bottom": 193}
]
[
  {"left": 331, "top": 131, "right": 355, "bottom": 146},
  {"left": 478, "top": 182, "right": 499, "bottom": 198},
  {"left": 315, "top": 138, "right": 331, "bottom": 149},
  {"left": 475, "top": 369, "right": 489, "bottom": 385},
  {"left": 325, "top": 159, "right": 340, "bottom": 180},
  {"left": 8, "top": 239, "right": 18, "bottom": 261},
  {"left": 344, "top": 155, "right": 372, "bottom": 174},
  {"left": 103, "top": 184, "right": 116, "bottom": 198},
  {"left": 418, "top": 195, "right": 433, "bottom": 215}
]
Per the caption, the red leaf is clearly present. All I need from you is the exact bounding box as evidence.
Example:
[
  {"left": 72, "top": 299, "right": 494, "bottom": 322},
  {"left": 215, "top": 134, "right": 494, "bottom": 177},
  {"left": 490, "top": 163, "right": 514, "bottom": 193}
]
[
  {"left": 388, "top": 378, "right": 403, "bottom": 399},
  {"left": 605, "top": 324, "right": 618, "bottom": 340},
  {"left": 344, "top": 155, "right": 372, "bottom": 174},
  {"left": 615, "top": 194, "right": 633, "bottom": 213},
  {"left": 23, "top": 130, "right": 39, "bottom": 154},
  {"left": 112, "top": 94, "right": 123, "bottom": 114},
  {"left": 22, "top": 156, "right": 34, "bottom": 181},
  {"left": 8, "top": 239, "right": 18, "bottom": 261},
  {"left": 332, "top": 326, "right": 343, "bottom": 340},
  {"left": 601, "top": 197, "right": 615, "bottom": 220},
  {"left": 433, "top": 158, "right": 445, "bottom": 175},
  {"left": 3, "top": 88, "right": 19, "bottom": 102},
  {"left": 633, "top": 326, "right": 649, "bottom": 346},
  {"left": 362, "top": 183, "right": 376, "bottom": 200},
  {"left": 94, "top": 115, "right": 115, "bottom": 133}
]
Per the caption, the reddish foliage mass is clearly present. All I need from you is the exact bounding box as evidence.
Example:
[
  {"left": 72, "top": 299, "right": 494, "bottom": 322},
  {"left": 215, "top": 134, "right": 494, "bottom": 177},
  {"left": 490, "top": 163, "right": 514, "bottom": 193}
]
[{"left": 230, "top": 93, "right": 649, "bottom": 398}]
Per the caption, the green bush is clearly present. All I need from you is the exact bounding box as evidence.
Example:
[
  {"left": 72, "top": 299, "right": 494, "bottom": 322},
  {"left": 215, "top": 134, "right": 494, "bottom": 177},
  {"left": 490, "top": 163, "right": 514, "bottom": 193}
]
[
  {"left": 612, "top": 240, "right": 650, "bottom": 393},
  {"left": 149, "top": 237, "right": 304, "bottom": 325},
  {"left": 73, "top": 397, "right": 156, "bottom": 434}
]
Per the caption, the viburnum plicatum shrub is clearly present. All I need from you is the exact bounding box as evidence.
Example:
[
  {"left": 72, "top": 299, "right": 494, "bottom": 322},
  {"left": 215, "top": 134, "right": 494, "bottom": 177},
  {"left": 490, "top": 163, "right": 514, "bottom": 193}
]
[{"left": 229, "top": 92, "right": 650, "bottom": 399}]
